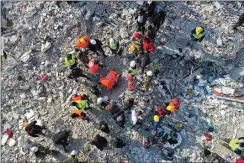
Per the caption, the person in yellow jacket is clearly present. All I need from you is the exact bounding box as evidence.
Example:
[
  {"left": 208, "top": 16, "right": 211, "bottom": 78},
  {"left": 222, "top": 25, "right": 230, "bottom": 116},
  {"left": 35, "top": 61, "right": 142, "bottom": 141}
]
[
  {"left": 64, "top": 53, "right": 77, "bottom": 69},
  {"left": 191, "top": 26, "right": 206, "bottom": 42},
  {"left": 222, "top": 137, "right": 244, "bottom": 157}
]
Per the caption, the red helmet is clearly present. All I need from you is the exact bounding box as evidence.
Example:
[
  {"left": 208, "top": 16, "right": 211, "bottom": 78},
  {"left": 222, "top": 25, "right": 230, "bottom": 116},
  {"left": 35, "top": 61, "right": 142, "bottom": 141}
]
[
  {"left": 133, "top": 32, "right": 141, "bottom": 39},
  {"left": 171, "top": 98, "right": 180, "bottom": 106},
  {"left": 127, "top": 74, "right": 134, "bottom": 82}
]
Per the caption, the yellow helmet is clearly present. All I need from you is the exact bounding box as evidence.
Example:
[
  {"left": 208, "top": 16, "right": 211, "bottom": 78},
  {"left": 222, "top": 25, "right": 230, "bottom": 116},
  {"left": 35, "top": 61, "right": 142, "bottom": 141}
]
[
  {"left": 129, "top": 44, "right": 136, "bottom": 52},
  {"left": 154, "top": 115, "right": 159, "bottom": 122},
  {"left": 196, "top": 26, "right": 203, "bottom": 35},
  {"left": 166, "top": 105, "right": 175, "bottom": 112}
]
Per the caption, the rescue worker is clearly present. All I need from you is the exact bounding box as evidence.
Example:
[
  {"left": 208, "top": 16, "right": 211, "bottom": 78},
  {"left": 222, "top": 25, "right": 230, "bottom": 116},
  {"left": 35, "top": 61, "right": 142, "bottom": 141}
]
[
  {"left": 64, "top": 150, "right": 79, "bottom": 163},
  {"left": 191, "top": 26, "right": 206, "bottom": 42},
  {"left": 123, "top": 98, "right": 135, "bottom": 112},
  {"left": 25, "top": 120, "right": 46, "bottom": 137},
  {"left": 153, "top": 6, "right": 166, "bottom": 31},
  {"left": 88, "top": 58, "right": 100, "bottom": 76},
  {"left": 71, "top": 109, "right": 89, "bottom": 122},
  {"left": 88, "top": 39, "right": 107, "bottom": 57},
  {"left": 76, "top": 36, "right": 90, "bottom": 49},
  {"left": 129, "top": 32, "right": 143, "bottom": 56},
  {"left": 64, "top": 53, "right": 77, "bottom": 69},
  {"left": 105, "top": 100, "right": 121, "bottom": 115},
  {"left": 222, "top": 137, "right": 244, "bottom": 156},
  {"left": 147, "top": 25, "right": 157, "bottom": 40},
  {"left": 129, "top": 60, "right": 138, "bottom": 76},
  {"left": 169, "top": 98, "right": 180, "bottom": 110},
  {"left": 97, "top": 97, "right": 109, "bottom": 110},
  {"left": 135, "top": 8, "right": 147, "bottom": 34},
  {"left": 143, "top": 35, "right": 155, "bottom": 53},
  {"left": 114, "top": 111, "right": 125, "bottom": 128},
  {"left": 126, "top": 73, "right": 137, "bottom": 91},
  {"left": 202, "top": 148, "right": 226, "bottom": 163},
  {"left": 99, "top": 121, "right": 110, "bottom": 134},
  {"left": 145, "top": 1, "right": 157, "bottom": 18},
  {"left": 153, "top": 114, "right": 160, "bottom": 131},
  {"left": 75, "top": 47, "right": 89, "bottom": 65},
  {"left": 71, "top": 90, "right": 89, "bottom": 110},
  {"left": 232, "top": 13, "right": 244, "bottom": 30},
  {"left": 108, "top": 38, "right": 119, "bottom": 55},
  {"left": 99, "top": 70, "right": 119, "bottom": 90},
  {"left": 140, "top": 52, "right": 151, "bottom": 73},
  {"left": 91, "top": 134, "right": 108, "bottom": 151},
  {"left": 52, "top": 130, "right": 71, "bottom": 152},
  {"left": 67, "top": 67, "right": 92, "bottom": 82},
  {"left": 143, "top": 70, "right": 153, "bottom": 91},
  {"left": 90, "top": 85, "right": 101, "bottom": 96}
]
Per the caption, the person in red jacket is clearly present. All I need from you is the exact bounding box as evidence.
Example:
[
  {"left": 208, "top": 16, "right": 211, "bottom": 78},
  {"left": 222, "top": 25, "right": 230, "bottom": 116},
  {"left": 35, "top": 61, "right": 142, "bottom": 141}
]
[{"left": 143, "top": 35, "right": 155, "bottom": 53}]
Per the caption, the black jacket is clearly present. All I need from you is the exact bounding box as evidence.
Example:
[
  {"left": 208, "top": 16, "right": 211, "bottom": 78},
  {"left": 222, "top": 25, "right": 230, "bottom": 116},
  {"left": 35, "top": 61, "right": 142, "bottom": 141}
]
[
  {"left": 99, "top": 121, "right": 110, "bottom": 134},
  {"left": 91, "top": 134, "right": 108, "bottom": 151},
  {"left": 25, "top": 121, "right": 43, "bottom": 137},
  {"left": 52, "top": 130, "right": 71, "bottom": 145}
]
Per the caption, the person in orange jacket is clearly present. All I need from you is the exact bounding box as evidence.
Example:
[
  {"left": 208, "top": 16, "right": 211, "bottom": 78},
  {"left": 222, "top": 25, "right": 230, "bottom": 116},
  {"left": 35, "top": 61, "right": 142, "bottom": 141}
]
[
  {"left": 99, "top": 70, "right": 119, "bottom": 90},
  {"left": 88, "top": 58, "right": 100, "bottom": 76},
  {"left": 71, "top": 109, "right": 89, "bottom": 121},
  {"left": 76, "top": 36, "right": 90, "bottom": 49},
  {"left": 168, "top": 98, "right": 180, "bottom": 110}
]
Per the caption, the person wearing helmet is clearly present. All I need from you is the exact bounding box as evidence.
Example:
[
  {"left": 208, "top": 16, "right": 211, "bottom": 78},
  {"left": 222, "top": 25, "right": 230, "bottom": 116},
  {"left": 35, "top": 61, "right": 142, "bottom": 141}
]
[
  {"left": 71, "top": 90, "right": 82, "bottom": 102},
  {"left": 138, "top": 51, "right": 151, "bottom": 73},
  {"left": 108, "top": 38, "right": 120, "bottom": 55},
  {"left": 88, "top": 58, "right": 100, "bottom": 76},
  {"left": 64, "top": 150, "right": 79, "bottom": 163},
  {"left": 105, "top": 100, "right": 121, "bottom": 115},
  {"left": 76, "top": 36, "right": 90, "bottom": 49},
  {"left": 129, "top": 60, "right": 138, "bottom": 76},
  {"left": 88, "top": 39, "right": 107, "bottom": 57},
  {"left": 144, "top": 1, "right": 157, "bottom": 18},
  {"left": 67, "top": 67, "right": 92, "bottom": 82},
  {"left": 143, "top": 35, "right": 155, "bottom": 53},
  {"left": 99, "top": 70, "right": 119, "bottom": 90},
  {"left": 135, "top": 8, "right": 147, "bottom": 34},
  {"left": 153, "top": 113, "right": 160, "bottom": 131},
  {"left": 130, "top": 32, "right": 143, "bottom": 56},
  {"left": 126, "top": 73, "right": 137, "bottom": 91},
  {"left": 191, "top": 26, "right": 206, "bottom": 42},
  {"left": 142, "top": 70, "right": 153, "bottom": 91},
  {"left": 71, "top": 91, "right": 90, "bottom": 110},
  {"left": 153, "top": 6, "right": 166, "bottom": 31},
  {"left": 97, "top": 97, "right": 109, "bottom": 110},
  {"left": 232, "top": 13, "right": 244, "bottom": 31}
]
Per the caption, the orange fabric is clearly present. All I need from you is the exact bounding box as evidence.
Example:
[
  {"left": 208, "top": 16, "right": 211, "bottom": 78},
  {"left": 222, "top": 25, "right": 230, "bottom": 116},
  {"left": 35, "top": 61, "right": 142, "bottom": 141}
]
[
  {"left": 99, "top": 71, "right": 119, "bottom": 90},
  {"left": 170, "top": 98, "right": 180, "bottom": 108},
  {"left": 88, "top": 59, "right": 99, "bottom": 75},
  {"left": 76, "top": 36, "right": 90, "bottom": 48},
  {"left": 167, "top": 103, "right": 178, "bottom": 113},
  {"left": 71, "top": 110, "right": 84, "bottom": 119},
  {"left": 72, "top": 95, "right": 82, "bottom": 102}
]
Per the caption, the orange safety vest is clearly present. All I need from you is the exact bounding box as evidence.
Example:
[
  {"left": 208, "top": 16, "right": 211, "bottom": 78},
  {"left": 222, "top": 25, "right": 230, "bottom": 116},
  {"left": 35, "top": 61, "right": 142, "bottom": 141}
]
[
  {"left": 99, "top": 71, "right": 118, "bottom": 90},
  {"left": 88, "top": 59, "right": 99, "bottom": 75},
  {"left": 71, "top": 95, "right": 82, "bottom": 102},
  {"left": 77, "top": 36, "right": 90, "bottom": 48},
  {"left": 71, "top": 110, "right": 84, "bottom": 119}
]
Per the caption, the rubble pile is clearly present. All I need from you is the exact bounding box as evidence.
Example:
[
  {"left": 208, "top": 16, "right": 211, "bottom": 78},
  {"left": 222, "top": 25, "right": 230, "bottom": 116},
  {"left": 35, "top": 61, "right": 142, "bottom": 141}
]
[{"left": 1, "top": 1, "right": 243, "bottom": 163}]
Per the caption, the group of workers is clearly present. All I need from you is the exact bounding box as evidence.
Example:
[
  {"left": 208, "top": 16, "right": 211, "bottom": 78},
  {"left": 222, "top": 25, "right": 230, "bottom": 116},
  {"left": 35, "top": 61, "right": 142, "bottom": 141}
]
[{"left": 9, "top": 1, "right": 243, "bottom": 162}]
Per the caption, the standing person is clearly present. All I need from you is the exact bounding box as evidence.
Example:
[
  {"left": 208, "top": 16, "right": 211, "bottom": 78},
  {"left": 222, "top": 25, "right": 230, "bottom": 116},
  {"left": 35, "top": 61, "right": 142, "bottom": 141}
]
[
  {"left": 232, "top": 13, "right": 244, "bottom": 30},
  {"left": 52, "top": 130, "right": 71, "bottom": 152},
  {"left": 191, "top": 26, "right": 206, "bottom": 42},
  {"left": 25, "top": 121, "right": 45, "bottom": 137},
  {"left": 114, "top": 111, "right": 126, "bottom": 128},
  {"left": 153, "top": 7, "right": 166, "bottom": 31},
  {"left": 64, "top": 150, "right": 79, "bottom": 163},
  {"left": 143, "top": 35, "right": 155, "bottom": 53},
  {"left": 108, "top": 38, "right": 119, "bottom": 55},
  {"left": 71, "top": 109, "right": 89, "bottom": 122},
  {"left": 99, "top": 121, "right": 110, "bottom": 134},
  {"left": 201, "top": 148, "right": 226, "bottom": 163},
  {"left": 222, "top": 137, "right": 244, "bottom": 157},
  {"left": 147, "top": 25, "right": 157, "bottom": 40},
  {"left": 139, "top": 52, "right": 151, "bottom": 73},
  {"left": 67, "top": 67, "right": 92, "bottom": 82},
  {"left": 153, "top": 114, "right": 160, "bottom": 131},
  {"left": 90, "top": 134, "right": 108, "bottom": 151},
  {"left": 135, "top": 8, "right": 147, "bottom": 34},
  {"left": 146, "top": 1, "right": 157, "bottom": 18},
  {"left": 88, "top": 39, "right": 107, "bottom": 58}
]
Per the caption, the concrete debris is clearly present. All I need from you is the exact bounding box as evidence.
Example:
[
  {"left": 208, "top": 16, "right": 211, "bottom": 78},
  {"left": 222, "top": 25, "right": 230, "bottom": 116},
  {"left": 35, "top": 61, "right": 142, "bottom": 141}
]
[{"left": 1, "top": 1, "right": 244, "bottom": 163}]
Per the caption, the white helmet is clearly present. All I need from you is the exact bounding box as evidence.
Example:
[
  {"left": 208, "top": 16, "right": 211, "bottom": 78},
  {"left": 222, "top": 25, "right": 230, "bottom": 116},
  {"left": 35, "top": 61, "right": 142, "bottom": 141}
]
[
  {"left": 97, "top": 97, "right": 103, "bottom": 104},
  {"left": 146, "top": 71, "right": 153, "bottom": 76},
  {"left": 130, "top": 61, "right": 136, "bottom": 68},
  {"left": 90, "top": 39, "right": 96, "bottom": 45},
  {"left": 72, "top": 89, "right": 78, "bottom": 95},
  {"left": 30, "top": 146, "right": 39, "bottom": 153},
  {"left": 81, "top": 48, "right": 85, "bottom": 52},
  {"left": 109, "top": 38, "right": 115, "bottom": 44},
  {"left": 103, "top": 96, "right": 109, "bottom": 102},
  {"left": 71, "top": 150, "right": 78, "bottom": 156}
]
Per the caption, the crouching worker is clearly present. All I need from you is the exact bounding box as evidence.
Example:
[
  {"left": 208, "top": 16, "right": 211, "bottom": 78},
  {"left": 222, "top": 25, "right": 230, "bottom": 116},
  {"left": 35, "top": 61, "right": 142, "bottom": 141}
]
[
  {"left": 99, "top": 70, "right": 119, "bottom": 90},
  {"left": 52, "top": 130, "right": 71, "bottom": 152},
  {"left": 71, "top": 90, "right": 89, "bottom": 110},
  {"left": 71, "top": 110, "right": 89, "bottom": 122}
]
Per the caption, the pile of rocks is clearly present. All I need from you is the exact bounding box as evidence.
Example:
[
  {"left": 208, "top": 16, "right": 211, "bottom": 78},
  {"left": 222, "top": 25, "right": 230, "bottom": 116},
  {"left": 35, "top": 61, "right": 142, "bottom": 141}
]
[{"left": 1, "top": 1, "right": 243, "bottom": 162}]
